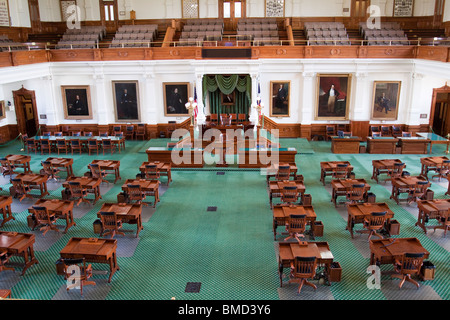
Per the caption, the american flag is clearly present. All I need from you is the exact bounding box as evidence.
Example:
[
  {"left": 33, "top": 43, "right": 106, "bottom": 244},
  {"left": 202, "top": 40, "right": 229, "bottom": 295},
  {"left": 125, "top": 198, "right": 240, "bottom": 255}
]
[{"left": 193, "top": 86, "right": 198, "bottom": 119}]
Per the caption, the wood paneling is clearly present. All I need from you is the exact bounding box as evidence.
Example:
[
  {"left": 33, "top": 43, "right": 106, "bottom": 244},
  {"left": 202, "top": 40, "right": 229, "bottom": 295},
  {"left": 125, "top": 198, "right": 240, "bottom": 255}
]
[
  {"left": 350, "top": 121, "right": 370, "bottom": 141},
  {"left": 415, "top": 46, "right": 449, "bottom": 62},
  {"left": 0, "top": 124, "right": 19, "bottom": 142},
  {"left": 11, "top": 50, "right": 48, "bottom": 66}
]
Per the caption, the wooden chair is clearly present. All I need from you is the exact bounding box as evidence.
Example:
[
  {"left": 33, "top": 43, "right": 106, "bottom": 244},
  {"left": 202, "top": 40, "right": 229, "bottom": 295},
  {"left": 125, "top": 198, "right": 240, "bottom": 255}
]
[
  {"left": 407, "top": 181, "right": 430, "bottom": 204},
  {"left": 114, "top": 132, "right": 126, "bottom": 150},
  {"left": 281, "top": 186, "right": 300, "bottom": 206},
  {"left": 26, "top": 139, "right": 39, "bottom": 154},
  {"left": 276, "top": 165, "right": 291, "bottom": 182},
  {"left": 370, "top": 126, "right": 380, "bottom": 135},
  {"left": 41, "top": 160, "right": 61, "bottom": 181},
  {"left": 54, "top": 132, "right": 63, "bottom": 137},
  {"left": 386, "top": 162, "right": 406, "bottom": 182},
  {"left": 87, "top": 139, "right": 100, "bottom": 155},
  {"left": 380, "top": 126, "right": 391, "bottom": 136},
  {"left": 0, "top": 249, "right": 14, "bottom": 273},
  {"left": 284, "top": 214, "right": 307, "bottom": 242},
  {"left": 346, "top": 183, "right": 367, "bottom": 204},
  {"left": 402, "top": 131, "right": 412, "bottom": 137},
  {"left": 332, "top": 163, "right": 350, "bottom": 179},
  {"left": 43, "top": 131, "right": 52, "bottom": 137},
  {"left": 71, "top": 131, "right": 82, "bottom": 137},
  {"left": 433, "top": 208, "right": 450, "bottom": 237},
  {"left": 392, "top": 253, "right": 425, "bottom": 289},
  {"left": 230, "top": 113, "right": 237, "bottom": 124},
  {"left": 431, "top": 160, "right": 450, "bottom": 181},
  {"left": 392, "top": 125, "right": 402, "bottom": 137},
  {"left": 357, "top": 211, "right": 387, "bottom": 241},
  {"left": 0, "top": 158, "right": 16, "bottom": 177},
  {"left": 126, "top": 184, "right": 147, "bottom": 206},
  {"left": 238, "top": 113, "right": 247, "bottom": 122},
  {"left": 31, "top": 206, "right": 59, "bottom": 236},
  {"left": 70, "top": 139, "right": 82, "bottom": 155},
  {"left": 61, "top": 125, "right": 70, "bottom": 136},
  {"left": 56, "top": 139, "right": 70, "bottom": 155},
  {"left": 62, "top": 258, "right": 95, "bottom": 295},
  {"left": 125, "top": 125, "right": 135, "bottom": 140},
  {"left": 210, "top": 114, "right": 218, "bottom": 123},
  {"left": 325, "top": 125, "right": 336, "bottom": 141},
  {"left": 11, "top": 178, "right": 33, "bottom": 202},
  {"left": 83, "top": 131, "right": 93, "bottom": 137},
  {"left": 67, "top": 181, "right": 90, "bottom": 206},
  {"left": 99, "top": 131, "right": 109, "bottom": 137},
  {"left": 102, "top": 139, "right": 115, "bottom": 155},
  {"left": 143, "top": 164, "right": 160, "bottom": 180},
  {"left": 100, "top": 211, "right": 124, "bottom": 238},
  {"left": 112, "top": 125, "right": 122, "bottom": 135},
  {"left": 288, "top": 256, "right": 317, "bottom": 294},
  {"left": 167, "top": 121, "right": 177, "bottom": 137},
  {"left": 135, "top": 124, "right": 146, "bottom": 140},
  {"left": 372, "top": 132, "right": 381, "bottom": 137},
  {"left": 40, "top": 139, "right": 51, "bottom": 155},
  {"left": 88, "top": 163, "right": 109, "bottom": 183}
]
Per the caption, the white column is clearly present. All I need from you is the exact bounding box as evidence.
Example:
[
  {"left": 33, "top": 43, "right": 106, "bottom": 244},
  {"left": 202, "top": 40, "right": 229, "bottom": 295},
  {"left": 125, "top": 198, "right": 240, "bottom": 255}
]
[
  {"left": 142, "top": 73, "right": 156, "bottom": 124},
  {"left": 39, "top": 75, "right": 58, "bottom": 126},
  {"left": 195, "top": 73, "right": 206, "bottom": 125},
  {"left": 249, "top": 73, "right": 259, "bottom": 124},
  {"left": 406, "top": 73, "right": 425, "bottom": 127},
  {"left": 93, "top": 73, "right": 109, "bottom": 124},
  {"left": 300, "top": 71, "right": 315, "bottom": 124},
  {"left": 352, "top": 71, "right": 369, "bottom": 121}
]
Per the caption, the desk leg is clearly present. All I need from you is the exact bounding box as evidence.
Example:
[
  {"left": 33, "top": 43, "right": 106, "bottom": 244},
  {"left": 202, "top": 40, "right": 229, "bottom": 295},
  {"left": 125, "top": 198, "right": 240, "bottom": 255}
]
[{"left": 414, "top": 210, "right": 428, "bottom": 234}]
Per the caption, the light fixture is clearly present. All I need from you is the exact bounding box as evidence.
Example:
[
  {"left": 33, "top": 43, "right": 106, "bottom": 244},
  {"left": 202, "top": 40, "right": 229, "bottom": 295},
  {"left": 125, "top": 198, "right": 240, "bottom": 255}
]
[{"left": 185, "top": 97, "right": 197, "bottom": 126}]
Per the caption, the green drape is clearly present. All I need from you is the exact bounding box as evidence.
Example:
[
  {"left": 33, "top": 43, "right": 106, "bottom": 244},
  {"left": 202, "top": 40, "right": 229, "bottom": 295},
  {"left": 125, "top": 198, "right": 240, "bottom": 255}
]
[{"left": 203, "top": 74, "right": 252, "bottom": 117}]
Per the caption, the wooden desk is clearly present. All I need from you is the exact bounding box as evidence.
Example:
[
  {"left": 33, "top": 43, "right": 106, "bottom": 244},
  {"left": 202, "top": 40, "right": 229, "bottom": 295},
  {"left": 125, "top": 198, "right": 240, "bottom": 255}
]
[
  {"left": 98, "top": 203, "right": 143, "bottom": 238},
  {"left": 266, "top": 162, "right": 298, "bottom": 183},
  {"left": 420, "top": 156, "right": 449, "bottom": 178},
  {"left": 416, "top": 199, "right": 450, "bottom": 234},
  {"left": 346, "top": 203, "right": 394, "bottom": 239},
  {"left": 371, "top": 159, "right": 404, "bottom": 183},
  {"left": 34, "top": 136, "right": 126, "bottom": 153},
  {"left": 90, "top": 160, "right": 121, "bottom": 183},
  {"left": 369, "top": 237, "right": 429, "bottom": 266},
  {"left": 272, "top": 205, "right": 317, "bottom": 240},
  {"left": 29, "top": 199, "right": 76, "bottom": 234},
  {"left": 366, "top": 137, "right": 399, "bottom": 154},
  {"left": 278, "top": 241, "right": 335, "bottom": 287},
  {"left": 0, "top": 289, "right": 11, "bottom": 299},
  {"left": 59, "top": 237, "right": 118, "bottom": 283},
  {"left": 139, "top": 161, "right": 172, "bottom": 185},
  {"left": 45, "top": 157, "right": 74, "bottom": 177},
  {"left": 269, "top": 180, "right": 306, "bottom": 208},
  {"left": 331, "top": 137, "right": 361, "bottom": 154},
  {"left": 0, "top": 196, "right": 14, "bottom": 227},
  {"left": 14, "top": 173, "right": 49, "bottom": 198},
  {"left": 417, "top": 132, "right": 450, "bottom": 154},
  {"left": 122, "top": 179, "right": 160, "bottom": 207},
  {"left": 398, "top": 137, "right": 430, "bottom": 154},
  {"left": 390, "top": 176, "right": 429, "bottom": 204},
  {"left": 0, "top": 231, "right": 38, "bottom": 275},
  {"left": 5, "top": 154, "right": 31, "bottom": 173},
  {"left": 330, "top": 178, "right": 370, "bottom": 206},
  {"left": 63, "top": 176, "right": 102, "bottom": 205},
  {"left": 146, "top": 147, "right": 204, "bottom": 168},
  {"left": 238, "top": 148, "right": 297, "bottom": 168},
  {"left": 320, "top": 161, "right": 353, "bottom": 185}
]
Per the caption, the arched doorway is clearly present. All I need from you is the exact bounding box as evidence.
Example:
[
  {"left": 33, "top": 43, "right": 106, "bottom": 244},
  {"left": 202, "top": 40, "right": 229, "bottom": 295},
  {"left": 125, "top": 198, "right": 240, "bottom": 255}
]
[
  {"left": 12, "top": 86, "right": 39, "bottom": 137},
  {"left": 429, "top": 83, "right": 450, "bottom": 137}
]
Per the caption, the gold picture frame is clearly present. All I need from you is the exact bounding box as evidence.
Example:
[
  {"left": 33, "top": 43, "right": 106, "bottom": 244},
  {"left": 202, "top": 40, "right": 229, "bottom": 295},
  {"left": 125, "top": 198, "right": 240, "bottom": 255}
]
[
  {"left": 221, "top": 91, "right": 235, "bottom": 106},
  {"left": 112, "top": 80, "right": 140, "bottom": 122},
  {"left": 371, "top": 81, "right": 401, "bottom": 121},
  {"left": 0, "top": 100, "right": 5, "bottom": 120},
  {"left": 270, "top": 81, "right": 290, "bottom": 117},
  {"left": 315, "top": 74, "right": 351, "bottom": 120},
  {"left": 61, "top": 85, "right": 93, "bottom": 120},
  {"left": 163, "top": 82, "right": 190, "bottom": 117}
]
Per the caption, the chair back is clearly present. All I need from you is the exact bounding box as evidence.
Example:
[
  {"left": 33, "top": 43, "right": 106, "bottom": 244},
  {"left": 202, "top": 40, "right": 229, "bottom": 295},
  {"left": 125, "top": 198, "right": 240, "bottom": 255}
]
[
  {"left": 238, "top": 114, "right": 246, "bottom": 122},
  {"left": 402, "top": 132, "right": 412, "bottom": 137},
  {"left": 89, "top": 164, "right": 103, "bottom": 178},
  {"left": 72, "top": 132, "right": 81, "bottom": 137},
  {"left": 11, "top": 178, "right": 26, "bottom": 194},
  {"left": 287, "top": 214, "right": 307, "bottom": 234},
  {"left": 332, "top": 163, "right": 349, "bottom": 179},
  {"left": 62, "top": 258, "right": 87, "bottom": 279},
  {"left": 292, "top": 256, "right": 317, "bottom": 278},
  {"left": 71, "top": 139, "right": 81, "bottom": 147},
  {"left": 144, "top": 165, "right": 160, "bottom": 179},
  {"left": 56, "top": 139, "right": 67, "bottom": 147},
  {"left": 367, "top": 211, "right": 387, "bottom": 229},
  {"left": 88, "top": 139, "right": 98, "bottom": 147},
  {"left": 43, "top": 132, "right": 51, "bottom": 137},
  {"left": 370, "top": 126, "right": 380, "bottom": 133},
  {"left": 32, "top": 206, "right": 51, "bottom": 225},
  {"left": 210, "top": 114, "right": 218, "bottom": 122},
  {"left": 381, "top": 126, "right": 390, "bottom": 135},
  {"left": 99, "top": 132, "right": 108, "bottom": 137},
  {"left": 326, "top": 125, "right": 336, "bottom": 134},
  {"left": 399, "top": 253, "right": 424, "bottom": 276},
  {"left": 41, "top": 161, "right": 54, "bottom": 175},
  {"left": 68, "top": 181, "right": 84, "bottom": 197},
  {"left": 84, "top": 132, "right": 93, "bottom": 137},
  {"left": 281, "top": 186, "right": 299, "bottom": 204},
  {"left": 372, "top": 132, "right": 381, "bottom": 137},
  {"left": 100, "top": 211, "right": 119, "bottom": 229},
  {"left": 276, "top": 165, "right": 291, "bottom": 181},
  {"left": 127, "top": 184, "right": 144, "bottom": 201},
  {"left": 102, "top": 139, "right": 112, "bottom": 146},
  {"left": 348, "top": 183, "right": 366, "bottom": 200},
  {"left": 54, "top": 132, "right": 63, "bottom": 137}
]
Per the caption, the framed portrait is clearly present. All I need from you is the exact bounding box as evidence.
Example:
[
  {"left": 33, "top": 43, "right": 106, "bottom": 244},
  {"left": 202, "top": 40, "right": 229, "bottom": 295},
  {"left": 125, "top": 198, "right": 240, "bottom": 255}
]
[
  {"left": 371, "top": 81, "right": 401, "bottom": 120},
  {"left": 112, "top": 81, "right": 140, "bottom": 121},
  {"left": 61, "top": 85, "right": 92, "bottom": 120},
  {"left": 221, "top": 91, "right": 235, "bottom": 105},
  {"left": 270, "top": 81, "right": 290, "bottom": 117},
  {"left": 0, "top": 100, "right": 5, "bottom": 120},
  {"left": 163, "top": 82, "right": 190, "bottom": 117},
  {"left": 315, "top": 74, "right": 351, "bottom": 120}
]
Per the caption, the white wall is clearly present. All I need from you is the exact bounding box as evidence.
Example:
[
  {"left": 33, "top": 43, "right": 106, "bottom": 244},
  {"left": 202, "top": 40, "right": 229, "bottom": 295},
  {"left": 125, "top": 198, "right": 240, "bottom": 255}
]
[
  {"left": 444, "top": 0, "right": 450, "bottom": 22},
  {"left": 9, "top": 0, "right": 31, "bottom": 27},
  {"left": 0, "top": 59, "right": 449, "bottom": 129}
]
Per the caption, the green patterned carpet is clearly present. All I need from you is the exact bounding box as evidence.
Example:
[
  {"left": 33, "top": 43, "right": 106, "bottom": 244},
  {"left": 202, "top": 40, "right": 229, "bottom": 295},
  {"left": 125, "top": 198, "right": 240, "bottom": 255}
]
[{"left": 0, "top": 138, "right": 448, "bottom": 300}]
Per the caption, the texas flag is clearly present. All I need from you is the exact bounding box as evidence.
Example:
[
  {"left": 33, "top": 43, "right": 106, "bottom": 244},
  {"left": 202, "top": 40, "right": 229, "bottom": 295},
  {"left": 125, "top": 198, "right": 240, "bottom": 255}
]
[{"left": 193, "top": 86, "right": 198, "bottom": 119}]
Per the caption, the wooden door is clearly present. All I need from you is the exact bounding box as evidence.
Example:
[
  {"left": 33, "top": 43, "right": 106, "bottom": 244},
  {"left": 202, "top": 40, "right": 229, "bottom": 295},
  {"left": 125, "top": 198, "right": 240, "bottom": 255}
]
[
  {"left": 28, "top": 0, "right": 42, "bottom": 33},
  {"left": 433, "top": 0, "right": 445, "bottom": 27},
  {"left": 430, "top": 84, "right": 450, "bottom": 137},
  {"left": 13, "top": 87, "right": 39, "bottom": 137},
  {"left": 349, "top": 0, "right": 370, "bottom": 29},
  {"left": 100, "top": 0, "right": 118, "bottom": 33},
  {"left": 219, "top": 0, "right": 246, "bottom": 31}
]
